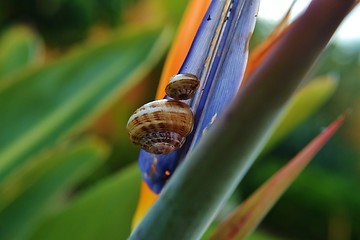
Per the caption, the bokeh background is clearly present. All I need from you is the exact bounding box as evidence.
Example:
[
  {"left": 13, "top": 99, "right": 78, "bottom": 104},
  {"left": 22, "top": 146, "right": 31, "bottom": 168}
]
[{"left": 0, "top": 0, "right": 359, "bottom": 239}]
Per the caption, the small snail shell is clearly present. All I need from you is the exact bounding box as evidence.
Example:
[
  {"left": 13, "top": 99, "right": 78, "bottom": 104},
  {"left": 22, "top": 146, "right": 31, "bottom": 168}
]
[
  {"left": 127, "top": 99, "right": 194, "bottom": 155},
  {"left": 165, "top": 73, "right": 200, "bottom": 100}
]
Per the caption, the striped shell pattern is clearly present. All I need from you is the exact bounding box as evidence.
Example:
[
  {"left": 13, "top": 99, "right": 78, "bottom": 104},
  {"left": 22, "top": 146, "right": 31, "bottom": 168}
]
[
  {"left": 127, "top": 99, "right": 194, "bottom": 155},
  {"left": 165, "top": 73, "right": 200, "bottom": 100}
]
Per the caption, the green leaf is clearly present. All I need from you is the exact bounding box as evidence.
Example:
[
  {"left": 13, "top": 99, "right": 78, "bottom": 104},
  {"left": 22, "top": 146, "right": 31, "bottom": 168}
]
[
  {"left": 130, "top": 1, "right": 355, "bottom": 239},
  {"left": 247, "top": 231, "right": 281, "bottom": 240},
  {"left": 0, "top": 137, "right": 109, "bottom": 240},
  {"left": 264, "top": 74, "right": 338, "bottom": 153},
  {"left": 208, "top": 115, "right": 344, "bottom": 240},
  {"left": 30, "top": 163, "right": 142, "bottom": 240},
  {"left": 0, "top": 25, "right": 43, "bottom": 80},
  {"left": 0, "top": 26, "right": 171, "bottom": 180}
]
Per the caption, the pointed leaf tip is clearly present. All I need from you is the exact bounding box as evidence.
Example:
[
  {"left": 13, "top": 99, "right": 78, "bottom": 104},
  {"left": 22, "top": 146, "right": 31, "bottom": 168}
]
[{"left": 208, "top": 114, "right": 345, "bottom": 240}]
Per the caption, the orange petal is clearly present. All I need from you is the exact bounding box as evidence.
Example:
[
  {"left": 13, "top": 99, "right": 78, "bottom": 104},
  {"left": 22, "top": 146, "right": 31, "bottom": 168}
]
[
  {"left": 133, "top": 0, "right": 211, "bottom": 229},
  {"left": 242, "top": 1, "right": 296, "bottom": 85},
  {"left": 155, "top": 0, "right": 211, "bottom": 100}
]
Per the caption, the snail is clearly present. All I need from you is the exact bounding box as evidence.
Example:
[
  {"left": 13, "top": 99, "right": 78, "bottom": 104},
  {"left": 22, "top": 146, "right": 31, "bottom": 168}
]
[
  {"left": 127, "top": 99, "right": 194, "bottom": 155},
  {"left": 165, "top": 73, "right": 200, "bottom": 100}
]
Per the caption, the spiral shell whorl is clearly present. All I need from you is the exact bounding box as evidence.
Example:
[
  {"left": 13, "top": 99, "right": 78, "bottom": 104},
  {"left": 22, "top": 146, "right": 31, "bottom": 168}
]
[
  {"left": 165, "top": 73, "right": 200, "bottom": 100},
  {"left": 140, "top": 132, "right": 185, "bottom": 155},
  {"left": 127, "top": 99, "right": 194, "bottom": 154}
]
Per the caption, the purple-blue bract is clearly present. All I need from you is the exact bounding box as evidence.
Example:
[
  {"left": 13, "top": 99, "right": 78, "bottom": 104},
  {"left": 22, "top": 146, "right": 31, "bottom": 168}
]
[
  {"left": 138, "top": 150, "right": 180, "bottom": 193},
  {"left": 137, "top": 0, "right": 258, "bottom": 193}
]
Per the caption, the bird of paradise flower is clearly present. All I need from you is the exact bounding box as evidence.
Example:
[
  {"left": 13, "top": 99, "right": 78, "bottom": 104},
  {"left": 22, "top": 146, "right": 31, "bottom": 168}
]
[{"left": 129, "top": 0, "right": 357, "bottom": 239}]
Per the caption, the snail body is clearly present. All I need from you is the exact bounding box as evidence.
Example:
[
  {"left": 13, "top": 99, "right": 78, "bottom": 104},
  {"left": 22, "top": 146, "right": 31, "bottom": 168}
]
[
  {"left": 127, "top": 99, "right": 194, "bottom": 155},
  {"left": 165, "top": 73, "right": 200, "bottom": 100}
]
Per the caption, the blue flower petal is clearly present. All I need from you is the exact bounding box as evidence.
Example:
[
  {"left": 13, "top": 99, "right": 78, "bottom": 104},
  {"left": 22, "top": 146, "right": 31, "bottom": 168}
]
[
  {"left": 138, "top": 150, "right": 180, "bottom": 194},
  {"left": 138, "top": 0, "right": 259, "bottom": 193}
]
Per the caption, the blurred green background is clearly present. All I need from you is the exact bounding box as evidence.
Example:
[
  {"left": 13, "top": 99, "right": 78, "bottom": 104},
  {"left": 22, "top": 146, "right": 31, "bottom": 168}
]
[{"left": 0, "top": 0, "right": 359, "bottom": 239}]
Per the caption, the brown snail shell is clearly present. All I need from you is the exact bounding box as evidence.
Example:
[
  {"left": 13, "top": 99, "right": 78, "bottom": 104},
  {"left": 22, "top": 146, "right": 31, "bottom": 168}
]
[
  {"left": 165, "top": 73, "right": 200, "bottom": 100},
  {"left": 127, "top": 99, "right": 194, "bottom": 155}
]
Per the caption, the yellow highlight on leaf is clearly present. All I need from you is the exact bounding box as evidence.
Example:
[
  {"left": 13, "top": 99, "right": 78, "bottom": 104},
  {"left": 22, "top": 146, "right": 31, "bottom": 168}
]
[{"left": 264, "top": 74, "right": 338, "bottom": 153}]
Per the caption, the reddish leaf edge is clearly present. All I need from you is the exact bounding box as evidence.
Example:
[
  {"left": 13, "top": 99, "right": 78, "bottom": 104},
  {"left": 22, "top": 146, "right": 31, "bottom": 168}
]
[{"left": 208, "top": 113, "right": 346, "bottom": 240}]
